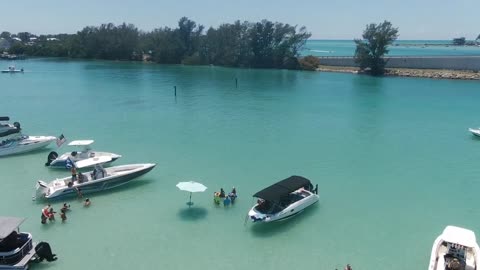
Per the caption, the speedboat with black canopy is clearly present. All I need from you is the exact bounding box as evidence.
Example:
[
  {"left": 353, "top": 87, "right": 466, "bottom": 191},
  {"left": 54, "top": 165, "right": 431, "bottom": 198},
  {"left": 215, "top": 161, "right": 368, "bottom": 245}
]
[
  {"left": 428, "top": 226, "right": 480, "bottom": 270},
  {"left": 0, "top": 216, "right": 57, "bottom": 269},
  {"left": 247, "top": 175, "right": 319, "bottom": 223},
  {"left": 35, "top": 156, "right": 156, "bottom": 200},
  {"left": 0, "top": 117, "right": 56, "bottom": 157}
]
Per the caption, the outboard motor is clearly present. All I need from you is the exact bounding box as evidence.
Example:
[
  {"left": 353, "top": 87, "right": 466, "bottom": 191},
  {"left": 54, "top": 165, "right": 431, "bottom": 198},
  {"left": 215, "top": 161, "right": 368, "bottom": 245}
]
[
  {"left": 45, "top": 151, "right": 58, "bottom": 166},
  {"left": 35, "top": 242, "right": 57, "bottom": 262},
  {"left": 13, "top": 121, "right": 21, "bottom": 130}
]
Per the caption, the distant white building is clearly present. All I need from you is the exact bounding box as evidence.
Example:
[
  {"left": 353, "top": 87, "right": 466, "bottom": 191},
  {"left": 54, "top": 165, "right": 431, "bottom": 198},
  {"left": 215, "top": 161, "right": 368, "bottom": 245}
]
[
  {"left": 12, "top": 37, "right": 21, "bottom": 41},
  {"left": 29, "top": 37, "right": 37, "bottom": 41},
  {"left": 47, "top": 37, "right": 59, "bottom": 41}
]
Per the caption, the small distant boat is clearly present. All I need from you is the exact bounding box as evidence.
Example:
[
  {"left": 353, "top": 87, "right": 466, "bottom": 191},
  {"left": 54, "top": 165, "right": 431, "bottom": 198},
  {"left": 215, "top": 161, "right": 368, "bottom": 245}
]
[
  {"left": 0, "top": 117, "right": 56, "bottom": 157},
  {"left": 468, "top": 128, "right": 480, "bottom": 137},
  {"left": 35, "top": 156, "right": 156, "bottom": 200},
  {"left": 247, "top": 175, "right": 319, "bottom": 223},
  {"left": 45, "top": 139, "right": 121, "bottom": 169},
  {"left": 0, "top": 216, "right": 57, "bottom": 269},
  {"left": 428, "top": 226, "right": 480, "bottom": 270},
  {"left": 1, "top": 66, "right": 24, "bottom": 73}
]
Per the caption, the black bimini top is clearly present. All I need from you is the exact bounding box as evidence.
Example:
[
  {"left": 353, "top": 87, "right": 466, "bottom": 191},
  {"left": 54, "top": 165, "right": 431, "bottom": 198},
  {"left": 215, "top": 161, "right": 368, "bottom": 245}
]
[{"left": 253, "top": 175, "right": 312, "bottom": 202}]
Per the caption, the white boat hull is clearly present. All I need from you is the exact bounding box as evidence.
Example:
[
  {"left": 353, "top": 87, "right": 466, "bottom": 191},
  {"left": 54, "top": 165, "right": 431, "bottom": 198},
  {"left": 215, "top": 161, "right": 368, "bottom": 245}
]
[
  {"left": 469, "top": 128, "right": 480, "bottom": 137},
  {"left": 0, "top": 136, "right": 56, "bottom": 157},
  {"left": 47, "top": 151, "right": 121, "bottom": 169},
  {"left": 35, "top": 163, "right": 156, "bottom": 200},
  {"left": 248, "top": 190, "right": 319, "bottom": 223}
]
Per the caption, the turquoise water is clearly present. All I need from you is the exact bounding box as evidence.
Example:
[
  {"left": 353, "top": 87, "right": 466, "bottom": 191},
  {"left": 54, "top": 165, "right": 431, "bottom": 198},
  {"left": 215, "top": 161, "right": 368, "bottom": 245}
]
[
  {"left": 1, "top": 59, "right": 480, "bottom": 270},
  {"left": 304, "top": 40, "right": 480, "bottom": 56}
]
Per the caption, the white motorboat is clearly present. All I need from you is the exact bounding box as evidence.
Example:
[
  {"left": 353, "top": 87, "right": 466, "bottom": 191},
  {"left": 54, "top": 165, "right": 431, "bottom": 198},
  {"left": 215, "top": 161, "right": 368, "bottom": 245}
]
[
  {"left": 0, "top": 117, "right": 55, "bottom": 157},
  {"left": 468, "top": 128, "right": 480, "bottom": 137},
  {"left": 0, "top": 216, "right": 57, "bottom": 270},
  {"left": 247, "top": 176, "right": 319, "bottom": 223},
  {"left": 428, "top": 226, "right": 480, "bottom": 270},
  {"left": 45, "top": 140, "right": 121, "bottom": 169},
  {"left": 35, "top": 156, "right": 156, "bottom": 200},
  {"left": 1, "top": 66, "right": 23, "bottom": 73},
  {"left": 0, "top": 136, "right": 56, "bottom": 157}
]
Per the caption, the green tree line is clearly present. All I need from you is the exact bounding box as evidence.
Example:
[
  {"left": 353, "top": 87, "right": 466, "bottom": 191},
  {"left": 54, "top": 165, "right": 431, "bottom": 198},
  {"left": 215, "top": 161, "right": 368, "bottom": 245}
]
[{"left": 3, "top": 17, "right": 314, "bottom": 70}]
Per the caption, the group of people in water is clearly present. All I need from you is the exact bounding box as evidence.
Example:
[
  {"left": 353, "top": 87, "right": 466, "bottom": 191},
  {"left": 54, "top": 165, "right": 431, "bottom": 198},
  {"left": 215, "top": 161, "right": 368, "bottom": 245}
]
[
  {"left": 40, "top": 199, "right": 91, "bottom": 224},
  {"left": 213, "top": 187, "right": 237, "bottom": 206}
]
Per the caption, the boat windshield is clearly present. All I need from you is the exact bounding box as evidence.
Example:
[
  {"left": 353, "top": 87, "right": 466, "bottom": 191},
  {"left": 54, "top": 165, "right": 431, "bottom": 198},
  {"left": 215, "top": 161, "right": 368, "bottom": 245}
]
[{"left": 255, "top": 189, "right": 311, "bottom": 214}]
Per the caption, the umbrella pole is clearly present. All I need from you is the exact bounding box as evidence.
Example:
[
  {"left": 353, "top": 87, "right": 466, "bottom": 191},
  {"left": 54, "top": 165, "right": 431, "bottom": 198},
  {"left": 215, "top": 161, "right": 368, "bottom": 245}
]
[{"left": 188, "top": 192, "right": 192, "bottom": 207}]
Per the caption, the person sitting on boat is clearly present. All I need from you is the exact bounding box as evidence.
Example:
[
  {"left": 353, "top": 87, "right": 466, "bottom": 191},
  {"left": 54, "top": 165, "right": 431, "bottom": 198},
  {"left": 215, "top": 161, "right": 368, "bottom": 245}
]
[
  {"left": 100, "top": 166, "right": 107, "bottom": 177},
  {"left": 219, "top": 188, "right": 226, "bottom": 198},
  {"left": 93, "top": 165, "right": 107, "bottom": 179},
  {"left": 77, "top": 172, "right": 86, "bottom": 183}
]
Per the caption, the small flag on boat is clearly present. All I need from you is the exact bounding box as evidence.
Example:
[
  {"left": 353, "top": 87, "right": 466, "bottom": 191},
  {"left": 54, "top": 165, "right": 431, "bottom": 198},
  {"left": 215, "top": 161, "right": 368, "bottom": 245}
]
[
  {"left": 56, "top": 134, "right": 66, "bottom": 147},
  {"left": 65, "top": 158, "right": 74, "bottom": 169}
]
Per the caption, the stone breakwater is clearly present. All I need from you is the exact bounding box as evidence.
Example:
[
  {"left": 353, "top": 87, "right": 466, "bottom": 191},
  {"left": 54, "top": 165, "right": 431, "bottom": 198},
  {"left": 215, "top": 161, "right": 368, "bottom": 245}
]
[
  {"left": 316, "top": 65, "right": 480, "bottom": 80},
  {"left": 385, "top": 68, "right": 479, "bottom": 80}
]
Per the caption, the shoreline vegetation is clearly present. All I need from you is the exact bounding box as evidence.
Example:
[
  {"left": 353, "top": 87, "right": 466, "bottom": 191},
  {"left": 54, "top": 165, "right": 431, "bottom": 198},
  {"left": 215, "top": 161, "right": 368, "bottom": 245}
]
[
  {"left": 2, "top": 17, "right": 313, "bottom": 70},
  {"left": 2, "top": 18, "right": 479, "bottom": 80}
]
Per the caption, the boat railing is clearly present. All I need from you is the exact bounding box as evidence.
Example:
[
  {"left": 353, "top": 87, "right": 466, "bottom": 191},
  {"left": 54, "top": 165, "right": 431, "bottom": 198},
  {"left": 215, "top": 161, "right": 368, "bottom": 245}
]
[{"left": 0, "top": 233, "right": 33, "bottom": 265}]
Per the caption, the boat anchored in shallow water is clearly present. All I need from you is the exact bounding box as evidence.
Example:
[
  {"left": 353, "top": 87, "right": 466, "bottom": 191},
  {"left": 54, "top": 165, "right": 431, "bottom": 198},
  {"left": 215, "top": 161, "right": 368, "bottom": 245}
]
[
  {"left": 428, "top": 226, "right": 480, "bottom": 270},
  {"left": 45, "top": 140, "right": 121, "bottom": 169},
  {"left": 35, "top": 156, "right": 156, "bottom": 200},
  {"left": 0, "top": 117, "right": 56, "bottom": 157},
  {"left": 1, "top": 66, "right": 23, "bottom": 73},
  {"left": 0, "top": 216, "right": 57, "bottom": 270},
  {"left": 247, "top": 175, "right": 319, "bottom": 223}
]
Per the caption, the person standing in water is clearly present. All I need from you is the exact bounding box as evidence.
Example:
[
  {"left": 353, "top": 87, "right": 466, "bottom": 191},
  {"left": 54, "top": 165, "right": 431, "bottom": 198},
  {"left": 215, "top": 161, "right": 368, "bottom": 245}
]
[
  {"left": 84, "top": 198, "right": 91, "bottom": 207},
  {"left": 223, "top": 196, "right": 231, "bottom": 207},
  {"left": 228, "top": 187, "right": 237, "bottom": 204}
]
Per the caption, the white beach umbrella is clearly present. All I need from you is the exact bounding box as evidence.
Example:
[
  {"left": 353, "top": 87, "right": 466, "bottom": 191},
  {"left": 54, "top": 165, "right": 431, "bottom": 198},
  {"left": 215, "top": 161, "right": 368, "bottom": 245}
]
[{"left": 176, "top": 181, "right": 207, "bottom": 206}]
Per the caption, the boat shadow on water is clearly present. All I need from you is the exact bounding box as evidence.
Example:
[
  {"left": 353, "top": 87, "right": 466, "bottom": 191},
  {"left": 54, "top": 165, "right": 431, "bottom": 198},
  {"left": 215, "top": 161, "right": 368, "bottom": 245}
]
[
  {"left": 0, "top": 147, "right": 52, "bottom": 158},
  {"left": 248, "top": 203, "right": 320, "bottom": 238},
  {"left": 470, "top": 135, "right": 480, "bottom": 141},
  {"left": 177, "top": 207, "right": 208, "bottom": 221}
]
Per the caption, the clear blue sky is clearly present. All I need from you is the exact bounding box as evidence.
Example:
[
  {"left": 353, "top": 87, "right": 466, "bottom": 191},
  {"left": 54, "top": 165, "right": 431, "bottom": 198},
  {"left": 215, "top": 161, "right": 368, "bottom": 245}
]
[{"left": 1, "top": 0, "right": 478, "bottom": 40}]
